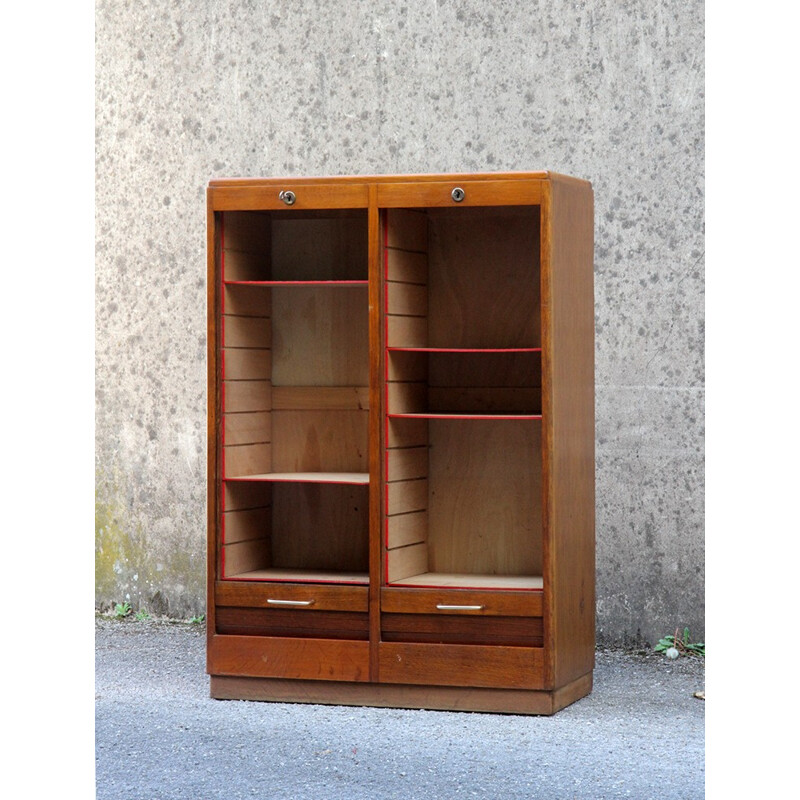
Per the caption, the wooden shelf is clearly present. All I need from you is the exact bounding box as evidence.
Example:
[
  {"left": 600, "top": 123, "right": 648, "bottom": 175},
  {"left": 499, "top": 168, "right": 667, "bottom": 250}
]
[
  {"left": 223, "top": 568, "right": 369, "bottom": 585},
  {"left": 387, "top": 413, "right": 542, "bottom": 420},
  {"left": 224, "top": 280, "right": 368, "bottom": 287},
  {"left": 386, "top": 347, "right": 541, "bottom": 353},
  {"left": 388, "top": 573, "right": 543, "bottom": 590},
  {"left": 224, "top": 472, "right": 369, "bottom": 485}
]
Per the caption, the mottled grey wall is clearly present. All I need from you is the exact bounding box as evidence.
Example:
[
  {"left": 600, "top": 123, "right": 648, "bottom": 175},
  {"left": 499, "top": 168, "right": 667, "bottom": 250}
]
[{"left": 95, "top": 0, "right": 704, "bottom": 643}]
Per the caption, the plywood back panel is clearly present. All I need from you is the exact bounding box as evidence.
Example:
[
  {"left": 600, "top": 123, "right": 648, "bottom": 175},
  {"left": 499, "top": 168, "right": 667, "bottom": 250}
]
[
  {"left": 427, "top": 419, "right": 541, "bottom": 576},
  {"left": 271, "top": 215, "right": 368, "bottom": 281},
  {"left": 271, "top": 286, "right": 368, "bottom": 386},
  {"left": 427, "top": 208, "right": 540, "bottom": 348},
  {"left": 271, "top": 483, "right": 369, "bottom": 572},
  {"left": 271, "top": 409, "right": 368, "bottom": 473}
]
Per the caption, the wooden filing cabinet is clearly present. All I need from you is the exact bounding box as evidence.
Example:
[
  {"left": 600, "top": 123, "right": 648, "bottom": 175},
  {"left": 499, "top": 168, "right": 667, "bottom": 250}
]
[{"left": 206, "top": 172, "right": 594, "bottom": 714}]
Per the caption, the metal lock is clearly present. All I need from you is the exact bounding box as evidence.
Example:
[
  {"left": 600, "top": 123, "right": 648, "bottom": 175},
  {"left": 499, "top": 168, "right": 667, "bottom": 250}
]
[
  {"left": 451, "top": 187, "right": 465, "bottom": 202},
  {"left": 279, "top": 190, "right": 296, "bottom": 206}
]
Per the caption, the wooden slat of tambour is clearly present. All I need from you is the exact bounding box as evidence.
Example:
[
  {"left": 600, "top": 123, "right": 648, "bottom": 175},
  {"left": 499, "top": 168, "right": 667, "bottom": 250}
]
[
  {"left": 378, "top": 642, "right": 544, "bottom": 690},
  {"left": 223, "top": 349, "right": 271, "bottom": 381},
  {"left": 377, "top": 179, "right": 543, "bottom": 208},
  {"left": 386, "top": 249, "right": 428, "bottom": 285},
  {"left": 223, "top": 539, "right": 270, "bottom": 577},
  {"left": 224, "top": 380, "right": 271, "bottom": 413},
  {"left": 207, "top": 634, "right": 370, "bottom": 682},
  {"left": 427, "top": 387, "right": 542, "bottom": 414},
  {"left": 223, "top": 284, "right": 272, "bottom": 316},
  {"left": 387, "top": 478, "right": 427, "bottom": 515},
  {"left": 224, "top": 443, "right": 272, "bottom": 477},
  {"left": 381, "top": 614, "right": 544, "bottom": 647},
  {"left": 387, "top": 315, "right": 427, "bottom": 348},
  {"left": 215, "top": 580, "right": 369, "bottom": 611},
  {"left": 387, "top": 447, "right": 428, "bottom": 481},
  {"left": 386, "top": 542, "right": 428, "bottom": 582},
  {"left": 391, "top": 573, "right": 544, "bottom": 591},
  {"left": 381, "top": 586, "right": 543, "bottom": 616},
  {"left": 210, "top": 183, "right": 370, "bottom": 211},
  {"left": 387, "top": 350, "right": 427, "bottom": 382},
  {"left": 271, "top": 410, "right": 368, "bottom": 473},
  {"left": 224, "top": 316, "right": 271, "bottom": 348},
  {"left": 271, "top": 386, "right": 369, "bottom": 410},
  {"left": 385, "top": 208, "right": 428, "bottom": 252},
  {"left": 387, "top": 282, "right": 427, "bottom": 317},
  {"left": 224, "top": 506, "right": 271, "bottom": 545},
  {"left": 216, "top": 607, "right": 370, "bottom": 639},
  {"left": 387, "top": 511, "right": 427, "bottom": 549},
  {"left": 387, "top": 382, "right": 426, "bottom": 414},
  {"left": 223, "top": 481, "right": 272, "bottom": 511},
  {"left": 387, "top": 417, "right": 429, "bottom": 448},
  {"left": 224, "top": 411, "right": 271, "bottom": 446}
]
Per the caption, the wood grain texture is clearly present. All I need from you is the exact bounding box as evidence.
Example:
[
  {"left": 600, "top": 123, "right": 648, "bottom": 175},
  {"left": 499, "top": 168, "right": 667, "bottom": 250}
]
[
  {"left": 208, "top": 634, "right": 370, "bottom": 682},
  {"left": 215, "top": 580, "right": 369, "bottom": 611},
  {"left": 215, "top": 608, "right": 368, "bottom": 639},
  {"left": 381, "top": 586, "right": 543, "bottom": 616},
  {"left": 209, "top": 673, "right": 589, "bottom": 715},
  {"left": 381, "top": 613, "right": 543, "bottom": 647},
  {"left": 377, "top": 180, "right": 543, "bottom": 208},
  {"left": 378, "top": 642, "right": 544, "bottom": 690},
  {"left": 541, "top": 174, "right": 596, "bottom": 688}
]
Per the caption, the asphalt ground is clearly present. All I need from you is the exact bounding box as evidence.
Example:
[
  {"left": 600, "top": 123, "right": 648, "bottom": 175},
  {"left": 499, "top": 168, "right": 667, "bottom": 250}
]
[{"left": 95, "top": 617, "right": 704, "bottom": 800}]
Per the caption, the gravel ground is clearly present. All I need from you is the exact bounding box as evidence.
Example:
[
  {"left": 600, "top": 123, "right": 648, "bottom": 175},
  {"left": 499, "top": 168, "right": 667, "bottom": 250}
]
[{"left": 95, "top": 617, "right": 704, "bottom": 800}]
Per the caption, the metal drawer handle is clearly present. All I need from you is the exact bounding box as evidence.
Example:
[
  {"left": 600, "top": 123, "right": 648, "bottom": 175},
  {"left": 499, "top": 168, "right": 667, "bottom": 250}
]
[
  {"left": 278, "top": 190, "right": 296, "bottom": 206},
  {"left": 436, "top": 604, "right": 484, "bottom": 611},
  {"left": 267, "top": 598, "right": 314, "bottom": 606}
]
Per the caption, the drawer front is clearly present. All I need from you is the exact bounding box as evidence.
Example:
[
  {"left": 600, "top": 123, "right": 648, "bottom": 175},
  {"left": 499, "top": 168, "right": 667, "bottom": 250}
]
[
  {"left": 208, "top": 634, "right": 369, "bottom": 682},
  {"left": 209, "top": 182, "right": 369, "bottom": 211},
  {"left": 215, "top": 580, "right": 369, "bottom": 612},
  {"left": 381, "top": 586, "right": 543, "bottom": 617},
  {"left": 382, "top": 613, "right": 543, "bottom": 647},
  {"left": 217, "top": 607, "right": 369, "bottom": 640},
  {"left": 377, "top": 179, "right": 543, "bottom": 208},
  {"left": 379, "top": 642, "right": 544, "bottom": 690}
]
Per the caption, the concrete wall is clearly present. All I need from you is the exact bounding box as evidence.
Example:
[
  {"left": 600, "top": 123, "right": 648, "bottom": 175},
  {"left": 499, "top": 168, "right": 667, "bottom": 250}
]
[{"left": 95, "top": 0, "right": 704, "bottom": 644}]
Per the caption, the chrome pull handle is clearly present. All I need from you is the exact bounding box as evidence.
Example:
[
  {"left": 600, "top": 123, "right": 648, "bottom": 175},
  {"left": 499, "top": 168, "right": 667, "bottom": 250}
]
[
  {"left": 278, "top": 190, "right": 296, "bottom": 206},
  {"left": 435, "top": 604, "right": 484, "bottom": 611},
  {"left": 451, "top": 187, "right": 465, "bottom": 202},
  {"left": 267, "top": 598, "right": 314, "bottom": 606}
]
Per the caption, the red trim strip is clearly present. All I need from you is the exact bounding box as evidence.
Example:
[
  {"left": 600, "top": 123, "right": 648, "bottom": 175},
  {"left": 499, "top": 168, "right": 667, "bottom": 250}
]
[
  {"left": 223, "top": 280, "right": 368, "bottom": 286},
  {"left": 222, "top": 476, "right": 370, "bottom": 486},
  {"left": 386, "top": 581, "right": 543, "bottom": 592},
  {"left": 220, "top": 576, "right": 369, "bottom": 585},
  {"left": 388, "top": 413, "right": 542, "bottom": 421},
  {"left": 387, "top": 347, "right": 541, "bottom": 353}
]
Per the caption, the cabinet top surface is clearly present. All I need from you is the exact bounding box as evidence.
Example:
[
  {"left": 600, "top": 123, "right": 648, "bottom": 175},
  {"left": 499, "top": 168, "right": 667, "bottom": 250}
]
[{"left": 208, "top": 171, "right": 589, "bottom": 188}]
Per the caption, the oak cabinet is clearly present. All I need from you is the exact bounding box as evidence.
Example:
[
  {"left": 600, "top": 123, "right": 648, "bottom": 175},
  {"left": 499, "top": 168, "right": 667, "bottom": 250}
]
[{"left": 207, "top": 172, "right": 594, "bottom": 714}]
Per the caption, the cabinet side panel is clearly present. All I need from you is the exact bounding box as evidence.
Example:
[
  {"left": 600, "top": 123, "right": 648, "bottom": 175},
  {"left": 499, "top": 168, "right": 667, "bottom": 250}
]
[
  {"left": 207, "top": 203, "right": 220, "bottom": 650},
  {"left": 546, "top": 178, "right": 596, "bottom": 687}
]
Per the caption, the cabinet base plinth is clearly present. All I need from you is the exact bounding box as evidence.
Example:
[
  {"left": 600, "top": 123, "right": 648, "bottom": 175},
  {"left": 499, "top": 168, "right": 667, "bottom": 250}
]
[{"left": 209, "top": 672, "right": 592, "bottom": 716}]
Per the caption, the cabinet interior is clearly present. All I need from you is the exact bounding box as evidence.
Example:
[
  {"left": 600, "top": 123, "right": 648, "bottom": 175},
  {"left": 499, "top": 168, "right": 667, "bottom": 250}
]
[
  {"left": 220, "top": 209, "right": 370, "bottom": 583},
  {"left": 384, "top": 206, "right": 543, "bottom": 590}
]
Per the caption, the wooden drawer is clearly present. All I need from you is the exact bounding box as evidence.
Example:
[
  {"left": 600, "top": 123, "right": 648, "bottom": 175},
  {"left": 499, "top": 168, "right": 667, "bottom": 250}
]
[
  {"left": 379, "top": 642, "right": 544, "bottom": 690},
  {"left": 381, "top": 586, "right": 543, "bottom": 617},
  {"left": 382, "top": 613, "right": 543, "bottom": 647},
  {"left": 215, "top": 580, "right": 369, "bottom": 612},
  {"left": 208, "top": 634, "right": 369, "bottom": 682}
]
